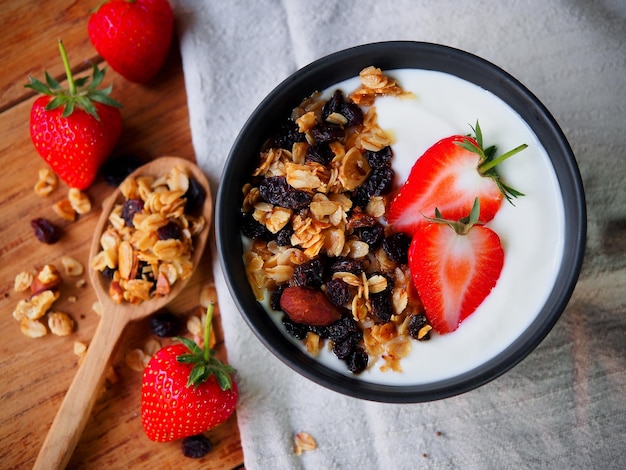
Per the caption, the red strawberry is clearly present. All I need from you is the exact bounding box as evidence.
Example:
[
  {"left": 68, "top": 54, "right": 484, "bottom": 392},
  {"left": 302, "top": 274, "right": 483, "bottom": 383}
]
[
  {"left": 387, "top": 122, "right": 527, "bottom": 235},
  {"left": 88, "top": 0, "right": 174, "bottom": 84},
  {"left": 408, "top": 199, "right": 504, "bottom": 334},
  {"left": 25, "top": 40, "right": 122, "bottom": 190},
  {"left": 141, "top": 303, "right": 238, "bottom": 442}
]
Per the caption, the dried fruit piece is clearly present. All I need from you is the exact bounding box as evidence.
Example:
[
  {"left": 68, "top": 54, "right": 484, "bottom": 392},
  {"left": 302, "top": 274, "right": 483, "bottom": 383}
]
[
  {"left": 31, "top": 218, "right": 61, "bottom": 244},
  {"left": 181, "top": 434, "right": 213, "bottom": 458}
]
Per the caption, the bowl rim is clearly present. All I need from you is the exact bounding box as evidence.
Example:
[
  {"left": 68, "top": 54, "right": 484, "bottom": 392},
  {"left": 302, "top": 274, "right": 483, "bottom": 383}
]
[{"left": 216, "top": 41, "right": 587, "bottom": 402}]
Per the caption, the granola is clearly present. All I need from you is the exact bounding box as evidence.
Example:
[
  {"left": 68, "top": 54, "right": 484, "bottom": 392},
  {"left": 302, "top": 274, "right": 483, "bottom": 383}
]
[
  {"left": 91, "top": 165, "right": 205, "bottom": 304},
  {"left": 241, "top": 67, "right": 430, "bottom": 374}
]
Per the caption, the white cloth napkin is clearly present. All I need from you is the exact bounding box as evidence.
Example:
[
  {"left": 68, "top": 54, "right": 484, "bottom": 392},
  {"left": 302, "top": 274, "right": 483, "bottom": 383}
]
[{"left": 172, "top": 1, "right": 626, "bottom": 468}]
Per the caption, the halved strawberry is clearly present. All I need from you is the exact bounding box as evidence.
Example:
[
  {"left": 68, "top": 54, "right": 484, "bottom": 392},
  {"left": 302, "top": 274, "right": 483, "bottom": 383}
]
[
  {"left": 408, "top": 199, "right": 504, "bottom": 334},
  {"left": 388, "top": 122, "right": 526, "bottom": 235}
]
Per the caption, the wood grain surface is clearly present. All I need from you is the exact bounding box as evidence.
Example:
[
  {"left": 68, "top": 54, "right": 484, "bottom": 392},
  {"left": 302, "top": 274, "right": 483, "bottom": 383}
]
[{"left": 0, "top": 2, "right": 244, "bottom": 468}]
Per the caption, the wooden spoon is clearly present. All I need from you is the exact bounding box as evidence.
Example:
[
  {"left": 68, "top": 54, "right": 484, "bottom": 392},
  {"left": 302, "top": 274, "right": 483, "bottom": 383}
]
[{"left": 34, "top": 157, "right": 212, "bottom": 469}]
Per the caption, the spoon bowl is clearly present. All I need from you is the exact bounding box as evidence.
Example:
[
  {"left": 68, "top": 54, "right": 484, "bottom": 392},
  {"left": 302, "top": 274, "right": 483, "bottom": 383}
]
[{"left": 34, "top": 156, "right": 212, "bottom": 469}]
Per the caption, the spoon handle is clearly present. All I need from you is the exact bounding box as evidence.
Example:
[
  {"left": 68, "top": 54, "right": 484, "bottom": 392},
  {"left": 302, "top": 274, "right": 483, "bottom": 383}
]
[{"left": 33, "top": 312, "right": 127, "bottom": 470}]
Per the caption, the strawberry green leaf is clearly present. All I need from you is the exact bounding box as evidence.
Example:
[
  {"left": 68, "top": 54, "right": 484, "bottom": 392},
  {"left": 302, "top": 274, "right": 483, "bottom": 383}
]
[{"left": 44, "top": 72, "right": 62, "bottom": 91}]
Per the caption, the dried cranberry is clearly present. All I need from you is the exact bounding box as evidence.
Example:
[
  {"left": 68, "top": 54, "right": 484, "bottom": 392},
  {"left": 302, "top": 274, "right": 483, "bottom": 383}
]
[
  {"left": 121, "top": 199, "right": 144, "bottom": 227},
  {"left": 30, "top": 218, "right": 61, "bottom": 244},
  {"left": 325, "top": 278, "right": 351, "bottom": 306},
  {"left": 293, "top": 259, "right": 324, "bottom": 287},
  {"left": 306, "top": 142, "right": 335, "bottom": 166},
  {"left": 382, "top": 233, "right": 411, "bottom": 264},
  {"left": 100, "top": 154, "right": 143, "bottom": 187},
  {"left": 408, "top": 314, "right": 432, "bottom": 341},
  {"left": 181, "top": 434, "right": 213, "bottom": 458},
  {"left": 157, "top": 221, "right": 182, "bottom": 240},
  {"left": 185, "top": 177, "right": 207, "bottom": 214},
  {"left": 149, "top": 310, "right": 181, "bottom": 337},
  {"left": 259, "top": 176, "right": 311, "bottom": 210}
]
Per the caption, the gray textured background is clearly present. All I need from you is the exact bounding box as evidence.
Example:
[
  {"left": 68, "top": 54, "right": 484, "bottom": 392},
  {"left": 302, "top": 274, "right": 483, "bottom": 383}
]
[{"left": 172, "top": 1, "right": 626, "bottom": 468}]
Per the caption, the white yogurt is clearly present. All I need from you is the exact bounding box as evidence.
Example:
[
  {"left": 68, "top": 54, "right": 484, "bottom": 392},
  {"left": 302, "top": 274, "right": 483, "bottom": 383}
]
[{"left": 256, "top": 69, "right": 565, "bottom": 385}]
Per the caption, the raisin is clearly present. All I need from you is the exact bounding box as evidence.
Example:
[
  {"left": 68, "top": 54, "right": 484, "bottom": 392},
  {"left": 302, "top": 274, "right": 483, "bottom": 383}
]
[
  {"left": 100, "top": 154, "right": 143, "bottom": 187},
  {"left": 370, "top": 292, "right": 393, "bottom": 323},
  {"left": 121, "top": 199, "right": 144, "bottom": 227},
  {"left": 30, "top": 218, "right": 61, "bottom": 244},
  {"left": 312, "top": 315, "right": 360, "bottom": 342},
  {"left": 327, "top": 257, "right": 365, "bottom": 277},
  {"left": 185, "top": 177, "right": 207, "bottom": 214},
  {"left": 408, "top": 314, "right": 432, "bottom": 341},
  {"left": 311, "top": 123, "right": 344, "bottom": 144},
  {"left": 353, "top": 224, "right": 384, "bottom": 248},
  {"left": 149, "top": 310, "right": 181, "bottom": 337},
  {"left": 382, "top": 233, "right": 411, "bottom": 264},
  {"left": 346, "top": 346, "right": 368, "bottom": 374},
  {"left": 306, "top": 142, "right": 335, "bottom": 166},
  {"left": 321, "top": 90, "right": 344, "bottom": 119},
  {"left": 241, "top": 212, "right": 271, "bottom": 240},
  {"left": 101, "top": 266, "right": 115, "bottom": 279},
  {"left": 351, "top": 186, "right": 370, "bottom": 210},
  {"left": 363, "top": 167, "right": 394, "bottom": 196},
  {"left": 274, "top": 225, "right": 293, "bottom": 246},
  {"left": 293, "top": 259, "right": 324, "bottom": 287},
  {"left": 341, "top": 101, "right": 364, "bottom": 127},
  {"left": 325, "top": 278, "right": 351, "bottom": 306},
  {"left": 332, "top": 332, "right": 361, "bottom": 360},
  {"left": 259, "top": 176, "right": 311, "bottom": 210},
  {"left": 270, "top": 284, "right": 288, "bottom": 311},
  {"left": 181, "top": 434, "right": 213, "bottom": 458},
  {"left": 157, "top": 221, "right": 182, "bottom": 240},
  {"left": 273, "top": 120, "right": 306, "bottom": 150},
  {"left": 364, "top": 146, "right": 393, "bottom": 169},
  {"left": 282, "top": 315, "right": 309, "bottom": 340}
]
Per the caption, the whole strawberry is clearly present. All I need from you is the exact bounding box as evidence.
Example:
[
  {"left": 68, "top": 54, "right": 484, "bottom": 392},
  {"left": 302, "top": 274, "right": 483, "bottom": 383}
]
[
  {"left": 88, "top": 0, "right": 174, "bottom": 84},
  {"left": 25, "top": 40, "right": 122, "bottom": 190},
  {"left": 141, "top": 303, "right": 238, "bottom": 442}
]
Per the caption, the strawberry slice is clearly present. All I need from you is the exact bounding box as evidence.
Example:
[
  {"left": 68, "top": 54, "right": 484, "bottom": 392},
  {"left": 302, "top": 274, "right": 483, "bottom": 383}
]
[
  {"left": 408, "top": 199, "right": 504, "bottom": 334},
  {"left": 388, "top": 122, "right": 527, "bottom": 235}
]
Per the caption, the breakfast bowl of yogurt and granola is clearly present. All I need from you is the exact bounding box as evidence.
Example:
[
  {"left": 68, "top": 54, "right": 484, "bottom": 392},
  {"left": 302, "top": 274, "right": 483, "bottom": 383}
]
[{"left": 215, "top": 41, "right": 586, "bottom": 402}]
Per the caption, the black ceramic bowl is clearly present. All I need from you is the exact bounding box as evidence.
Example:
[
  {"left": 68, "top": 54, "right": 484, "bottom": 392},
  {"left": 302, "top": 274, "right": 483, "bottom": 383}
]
[{"left": 216, "top": 41, "right": 586, "bottom": 402}]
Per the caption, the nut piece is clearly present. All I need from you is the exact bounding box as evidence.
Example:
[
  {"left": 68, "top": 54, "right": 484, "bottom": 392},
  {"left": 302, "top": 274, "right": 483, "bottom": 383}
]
[
  {"left": 48, "top": 312, "right": 74, "bottom": 336},
  {"left": 61, "top": 256, "right": 84, "bottom": 277},
  {"left": 31, "top": 264, "right": 62, "bottom": 295},
  {"left": 14, "top": 271, "right": 34, "bottom": 292},
  {"left": 280, "top": 286, "right": 341, "bottom": 326}
]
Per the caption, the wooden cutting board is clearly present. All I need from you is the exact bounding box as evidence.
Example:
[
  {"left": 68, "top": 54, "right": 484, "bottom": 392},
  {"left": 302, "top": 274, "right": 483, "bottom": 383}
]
[{"left": 0, "top": 2, "right": 244, "bottom": 468}]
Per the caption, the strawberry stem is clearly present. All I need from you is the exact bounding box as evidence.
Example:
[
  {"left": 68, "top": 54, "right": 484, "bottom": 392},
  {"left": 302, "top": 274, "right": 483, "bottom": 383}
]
[
  {"left": 478, "top": 143, "right": 528, "bottom": 174},
  {"left": 204, "top": 302, "right": 214, "bottom": 363},
  {"left": 58, "top": 40, "right": 76, "bottom": 96}
]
